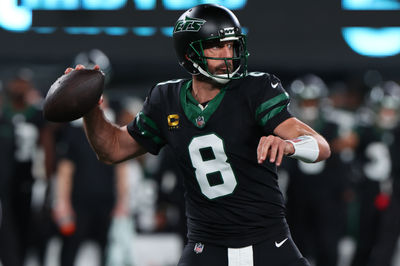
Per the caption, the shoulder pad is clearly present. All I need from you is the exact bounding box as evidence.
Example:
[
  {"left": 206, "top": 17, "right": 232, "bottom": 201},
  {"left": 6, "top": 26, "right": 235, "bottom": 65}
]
[
  {"left": 245, "top": 72, "right": 283, "bottom": 89},
  {"left": 269, "top": 74, "right": 282, "bottom": 86},
  {"left": 145, "top": 79, "right": 187, "bottom": 106},
  {"left": 155, "top": 79, "right": 185, "bottom": 88},
  {"left": 247, "top": 71, "right": 269, "bottom": 78}
]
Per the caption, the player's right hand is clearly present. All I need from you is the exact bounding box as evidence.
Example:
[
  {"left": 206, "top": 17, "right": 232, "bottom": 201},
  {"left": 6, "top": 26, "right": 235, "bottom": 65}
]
[
  {"left": 64, "top": 64, "right": 103, "bottom": 105},
  {"left": 65, "top": 64, "right": 100, "bottom": 74}
]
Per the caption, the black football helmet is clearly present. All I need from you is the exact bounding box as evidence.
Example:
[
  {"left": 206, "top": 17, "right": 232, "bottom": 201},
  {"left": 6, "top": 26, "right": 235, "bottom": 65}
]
[
  {"left": 368, "top": 81, "right": 400, "bottom": 111},
  {"left": 73, "top": 49, "right": 113, "bottom": 85},
  {"left": 289, "top": 74, "right": 329, "bottom": 123},
  {"left": 290, "top": 74, "right": 328, "bottom": 101},
  {"left": 173, "top": 4, "right": 249, "bottom": 84}
]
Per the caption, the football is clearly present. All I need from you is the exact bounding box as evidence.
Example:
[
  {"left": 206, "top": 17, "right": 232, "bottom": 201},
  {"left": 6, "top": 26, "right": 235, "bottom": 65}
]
[{"left": 43, "top": 69, "right": 104, "bottom": 122}]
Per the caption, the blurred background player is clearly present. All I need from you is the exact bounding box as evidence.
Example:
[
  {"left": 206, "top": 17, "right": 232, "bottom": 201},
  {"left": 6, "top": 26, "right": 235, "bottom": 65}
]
[
  {"left": 283, "top": 74, "right": 354, "bottom": 266},
  {"left": 367, "top": 85, "right": 400, "bottom": 265},
  {"left": 52, "top": 96, "right": 132, "bottom": 266},
  {"left": 52, "top": 49, "right": 135, "bottom": 266},
  {"left": 152, "top": 145, "right": 187, "bottom": 245},
  {"left": 349, "top": 80, "right": 400, "bottom": 266},
  {"left": 0, "top": 79, "right": 18, "bottom": 265},
  {"left": 0, "top": 69, "right": 54, "bottom": 266}
]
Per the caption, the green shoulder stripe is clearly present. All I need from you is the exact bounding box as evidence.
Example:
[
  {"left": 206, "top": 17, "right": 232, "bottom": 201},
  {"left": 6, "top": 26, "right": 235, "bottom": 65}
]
[
  {"left": 136, "top": 112, "right": 164, "bottom": 144},
  {"left": 258, "top": 105, "right": 287, "bottom": 126},
  {"left": 255, "top": 92, "right": 289, "bottom": 118},
  {"left": 138, "top": 111, "right": 160, "bottom": 132}
]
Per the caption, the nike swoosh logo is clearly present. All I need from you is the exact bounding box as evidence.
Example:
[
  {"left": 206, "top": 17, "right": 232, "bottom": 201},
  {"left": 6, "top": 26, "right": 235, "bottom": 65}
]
[
  {"left": 275, "top": 238, "right": 288, "bottom": 248},
  {"left": 271, "top": 82, "right": 279, "bottom": 88}
]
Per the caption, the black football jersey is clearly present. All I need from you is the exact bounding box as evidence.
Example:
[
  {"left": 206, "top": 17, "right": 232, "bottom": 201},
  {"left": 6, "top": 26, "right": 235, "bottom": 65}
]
[
  {"left": 58, "top": 123, "right": 115, "bottom": 209},
  {"left": 354, "top": 125, "right": 394, "bottom": 183},
  {"left": 127, "top": 72, "right": 292, "bottom": 247},
  {"left": 0, "top": 114, "right": 15, "bottom": 200},
  {"left": 1, "top": 103, "right": 45, "bottom": 182},
  {"left": 284, "top": 117, "right": 350, "bottom": 196},
  {"left": 391, "top": 126, "right": 400, "bottom": 195}
]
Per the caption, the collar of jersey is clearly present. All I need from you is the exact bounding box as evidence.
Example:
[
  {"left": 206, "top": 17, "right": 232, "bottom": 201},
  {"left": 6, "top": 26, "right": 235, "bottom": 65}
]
[{"left": 180, "top": 80, "right": 227, "bottom": 128}]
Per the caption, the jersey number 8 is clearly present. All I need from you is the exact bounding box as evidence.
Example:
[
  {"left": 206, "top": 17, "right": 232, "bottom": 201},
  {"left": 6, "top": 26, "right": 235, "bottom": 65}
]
[{"left": 188, "top": 134, "right": 237, "bottom": 199}]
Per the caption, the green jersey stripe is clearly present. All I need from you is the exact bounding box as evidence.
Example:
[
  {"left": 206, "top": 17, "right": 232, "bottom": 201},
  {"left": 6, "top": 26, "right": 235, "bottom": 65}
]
[
  {"left": 135, "top": 114, "right": 164, "bottom": 144},
  {"left": 255, "top": 93, "right": 289, "bottom": 118},
  {"left": 138, "top": 111, "right": 160, "bottom": 132},
  {"left": 259, "top": 105, "right": 287, "bottom": 126}
]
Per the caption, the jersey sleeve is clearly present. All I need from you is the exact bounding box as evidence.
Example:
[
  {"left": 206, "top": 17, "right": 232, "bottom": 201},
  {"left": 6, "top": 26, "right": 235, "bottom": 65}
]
[
  {"left": 127, "top": 85, "right": 167, "bottom": 155},
  {"left": 253, "top": 74, "right": 292, "bottom": 134}
]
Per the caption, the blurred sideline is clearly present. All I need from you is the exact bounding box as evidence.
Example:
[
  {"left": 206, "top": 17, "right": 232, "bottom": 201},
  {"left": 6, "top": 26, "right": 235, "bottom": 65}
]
[{"left": 5, "top": 235, "right": 398, "bottom": 266}]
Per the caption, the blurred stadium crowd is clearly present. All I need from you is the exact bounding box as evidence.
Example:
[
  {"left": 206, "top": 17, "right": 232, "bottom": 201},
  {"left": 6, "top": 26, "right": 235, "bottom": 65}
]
[{"left": 1, "top": 50, "right": 400, "bottom": 266}]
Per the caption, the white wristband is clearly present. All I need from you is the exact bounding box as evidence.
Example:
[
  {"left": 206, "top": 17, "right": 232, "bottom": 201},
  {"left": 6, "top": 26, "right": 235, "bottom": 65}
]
[{"left": 286, "top": 135, "right": 319, "bottom": 163}]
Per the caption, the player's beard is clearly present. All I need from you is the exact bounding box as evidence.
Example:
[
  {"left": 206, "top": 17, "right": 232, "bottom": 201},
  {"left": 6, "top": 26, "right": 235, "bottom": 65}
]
[
  {"left": 196, "top": 61, "right": 232, "bottom": 87},
  {"left": 213, "top": 61, "right": 233, "bottom": 75}
]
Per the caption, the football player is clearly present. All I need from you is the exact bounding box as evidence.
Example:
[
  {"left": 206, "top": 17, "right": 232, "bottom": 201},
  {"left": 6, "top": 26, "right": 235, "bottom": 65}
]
[
  {"left": 283, "top": 74, "right": 352, "bottom": 266},
  {"left": 367, "top": 113, "right": 400, "bottom": 266},
  {"left": 0, "top": 73, "right": 54, "bottom": 265},
  {"left": 351, "top": 81, "right": 400, "bottom": 266},
  {"left": 66, "top": 4, "right": 330, "bottom": 266}
]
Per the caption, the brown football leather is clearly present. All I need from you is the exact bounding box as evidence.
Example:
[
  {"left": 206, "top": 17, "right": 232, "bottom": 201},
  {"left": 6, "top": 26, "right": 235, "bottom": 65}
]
[{"left": 43, "top": 69, "right": 104, "bottom": 122}]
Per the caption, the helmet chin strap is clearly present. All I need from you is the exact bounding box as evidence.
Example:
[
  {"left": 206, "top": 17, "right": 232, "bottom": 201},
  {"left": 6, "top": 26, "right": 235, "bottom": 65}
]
[{"left": 192, "top": 62, "right": 240, "bottom": 85}]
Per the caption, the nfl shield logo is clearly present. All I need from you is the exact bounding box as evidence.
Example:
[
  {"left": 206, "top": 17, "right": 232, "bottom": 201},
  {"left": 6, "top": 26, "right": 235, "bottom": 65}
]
[
  {"left": 194, "top": 242, "right": 204, "bottom": 254},
  {"left": 196, "top": 116, "right": 205, "bottom": 128}
]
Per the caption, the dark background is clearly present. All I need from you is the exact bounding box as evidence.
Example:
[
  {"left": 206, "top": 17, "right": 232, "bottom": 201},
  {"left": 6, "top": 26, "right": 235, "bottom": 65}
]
[{"left": 1, "top": 0, "right": 399, "bottom": 95}]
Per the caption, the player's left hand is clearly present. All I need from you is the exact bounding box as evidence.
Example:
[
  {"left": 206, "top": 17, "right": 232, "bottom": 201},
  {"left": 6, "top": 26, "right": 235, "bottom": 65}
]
[{"left": 257, "top": 135, "right": 294, "bottom": 166}]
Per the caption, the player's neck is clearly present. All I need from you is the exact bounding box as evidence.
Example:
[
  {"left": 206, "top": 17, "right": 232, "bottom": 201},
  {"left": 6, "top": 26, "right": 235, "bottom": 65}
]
[{"left": 191, "top": 76, "right": 222, "bottom": 104}]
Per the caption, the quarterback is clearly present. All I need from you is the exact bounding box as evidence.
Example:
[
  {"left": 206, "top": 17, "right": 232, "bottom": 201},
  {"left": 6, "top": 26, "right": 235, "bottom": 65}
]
[{"left": 69, "top": 4, "right": 330, "bottom": 266}]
